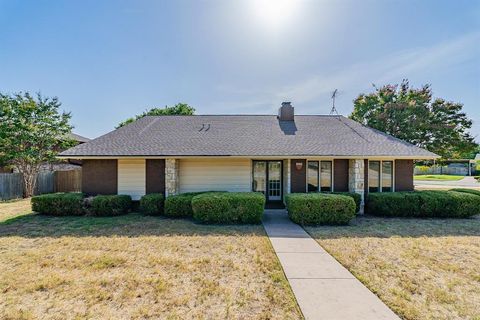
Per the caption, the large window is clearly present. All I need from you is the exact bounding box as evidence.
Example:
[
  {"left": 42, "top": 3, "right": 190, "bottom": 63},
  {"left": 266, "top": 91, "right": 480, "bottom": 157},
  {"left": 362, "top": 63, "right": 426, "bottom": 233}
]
[
  {"left": 369, "top": 160, "right": 393, "bottom": 193},
  {"left": 382, "top": 161, "right": 393, "bottom": 192},
  {"left": 307, "top": 160, "right": 332, "bottom": 192},
  {"left": 253, "top": 161, "right": 266, "bottom": 194},
  {"left": 368, "top": 161, "right": 380, "bottom": 192},
  {"left": 320, "top": 161, "right": 332, "bottom": 191},
  {"left": 307, "top": 161, "right": 319, "bottom": 192}
]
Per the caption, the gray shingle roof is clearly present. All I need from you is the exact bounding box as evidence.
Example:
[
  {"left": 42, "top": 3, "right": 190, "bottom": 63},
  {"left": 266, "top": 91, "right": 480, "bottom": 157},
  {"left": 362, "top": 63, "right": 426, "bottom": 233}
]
[
  {"left": 68, "top": 133, "right": 90, "bottom": 143},
  {"left": 59, "top": 115, "right": 438, "bottom": 158}
]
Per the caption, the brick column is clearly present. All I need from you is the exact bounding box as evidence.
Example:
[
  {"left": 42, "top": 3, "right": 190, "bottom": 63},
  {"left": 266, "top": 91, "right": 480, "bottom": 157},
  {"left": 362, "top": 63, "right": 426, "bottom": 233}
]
[
  {"left": 348, "top": 159, "right": 365, "bottom": 214},
  {"left": 165, "top": 158, "right": 179, "bottom": 196}
]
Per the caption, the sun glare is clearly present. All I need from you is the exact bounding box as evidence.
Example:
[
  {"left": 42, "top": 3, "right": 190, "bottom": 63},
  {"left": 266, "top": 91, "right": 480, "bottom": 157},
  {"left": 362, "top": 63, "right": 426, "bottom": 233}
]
[{"left": 250, "top": 0, "right": 301, "bottom": 30}]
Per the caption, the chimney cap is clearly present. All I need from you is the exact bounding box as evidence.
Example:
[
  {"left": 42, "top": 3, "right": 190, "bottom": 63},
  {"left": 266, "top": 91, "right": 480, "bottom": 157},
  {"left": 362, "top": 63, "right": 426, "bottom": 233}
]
[{"left": 282, "top": 101, "right": 292, "bottom": 106}]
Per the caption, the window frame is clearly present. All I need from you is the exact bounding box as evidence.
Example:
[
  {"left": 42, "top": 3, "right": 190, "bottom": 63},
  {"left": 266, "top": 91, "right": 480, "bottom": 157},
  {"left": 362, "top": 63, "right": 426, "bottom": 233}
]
[
  {"left": 306, "top": 159, "right": 333, "bottom": 192},
  {"left": 368, "top": 159, "right": 395, "bottom": 193}
]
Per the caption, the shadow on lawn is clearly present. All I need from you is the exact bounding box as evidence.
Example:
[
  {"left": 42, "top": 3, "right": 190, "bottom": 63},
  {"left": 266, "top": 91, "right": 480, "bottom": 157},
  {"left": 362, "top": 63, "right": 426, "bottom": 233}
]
[
  {"left": 305, "top": 214, "right": 480, "bottom": 239},
  {"left": 0, "top": 212, "right": 265, "bottom": 238}
]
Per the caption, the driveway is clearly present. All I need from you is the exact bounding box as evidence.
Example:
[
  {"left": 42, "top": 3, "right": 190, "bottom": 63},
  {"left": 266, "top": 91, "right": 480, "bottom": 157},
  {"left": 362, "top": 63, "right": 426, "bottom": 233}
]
[{"left": 414, "top": 176, "right": 480, "bottom": 189}]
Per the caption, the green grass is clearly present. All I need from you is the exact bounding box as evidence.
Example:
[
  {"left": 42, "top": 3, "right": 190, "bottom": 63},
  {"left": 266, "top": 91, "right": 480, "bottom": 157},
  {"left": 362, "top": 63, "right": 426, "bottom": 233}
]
[{"left": 414, "top": 175, "right": 464, "bottom": 181}]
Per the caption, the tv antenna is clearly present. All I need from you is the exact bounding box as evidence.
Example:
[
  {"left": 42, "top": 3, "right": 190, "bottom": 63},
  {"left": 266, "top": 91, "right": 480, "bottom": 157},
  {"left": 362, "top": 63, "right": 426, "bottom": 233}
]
[{"left": 330, "top": 89, "right": 339, "bottom": 115}]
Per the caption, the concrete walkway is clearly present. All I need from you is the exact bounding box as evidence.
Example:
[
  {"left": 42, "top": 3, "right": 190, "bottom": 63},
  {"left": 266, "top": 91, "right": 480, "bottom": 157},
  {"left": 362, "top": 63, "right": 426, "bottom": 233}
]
[{"left": 263, "top": 209, "right": 399, "bottom": 320}]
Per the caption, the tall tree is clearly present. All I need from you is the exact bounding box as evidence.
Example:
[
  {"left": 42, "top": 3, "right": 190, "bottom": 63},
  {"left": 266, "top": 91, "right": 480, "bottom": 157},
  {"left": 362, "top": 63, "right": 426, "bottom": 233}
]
[
  {"left": 116, "top": 103, "right": 195, "bottom": 128},
  {"left": 350, "top": 80, "right": 477, "bottom": 159},
  {"left": 0, "top": 92, "right": 74, "bottom": 197}
]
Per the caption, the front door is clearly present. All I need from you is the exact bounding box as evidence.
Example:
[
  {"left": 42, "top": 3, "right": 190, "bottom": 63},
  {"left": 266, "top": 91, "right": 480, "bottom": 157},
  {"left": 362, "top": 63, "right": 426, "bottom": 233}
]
[{"left": 253, "top": 161, "right": 282, "bottom": 201}]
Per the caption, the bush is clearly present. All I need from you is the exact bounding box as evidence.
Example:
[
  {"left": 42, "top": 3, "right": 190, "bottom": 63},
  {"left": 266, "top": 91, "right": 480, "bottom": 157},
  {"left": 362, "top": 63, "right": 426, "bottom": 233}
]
[
  {"left": 164, "top": 192, "right": 204, "bottom": 217},
  {"left": 286, "top": 193, "right": 356, "bottom": 225},
  {"left": 324, "top": 192, "right": 361, "bottom": 213},
  {"left": 192, "top": 192, "right": 265, "bottom": 224},
  {"left": 139, "top": 193, "right": 164, "bottom": 215},
  {"left": 451, "top": 188, "right": 480, "bottom": 197},
  {"left": 366, "top": 191, "right": 480, "bottom": 218},
  {"left": 90, "top": 195, "right": 132, "bottom": 216},
  {"left": 31, "top": 192, "right": 84, "bottom": 216}
]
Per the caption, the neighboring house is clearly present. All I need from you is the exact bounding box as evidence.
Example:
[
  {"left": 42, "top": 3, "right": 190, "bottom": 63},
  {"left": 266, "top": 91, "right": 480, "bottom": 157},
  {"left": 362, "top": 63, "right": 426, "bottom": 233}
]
[
  {"left": 1, "top": 132, "right": 90, "bottom": 173},
  {"left": 38, "top": 132, "right": 91, "bottom": 172},
  {"left": 59, "top": 102, "right": 438, "bottom": 210}
]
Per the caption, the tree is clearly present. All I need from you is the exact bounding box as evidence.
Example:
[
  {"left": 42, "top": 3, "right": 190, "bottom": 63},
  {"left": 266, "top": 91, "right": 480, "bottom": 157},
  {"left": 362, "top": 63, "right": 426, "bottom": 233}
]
[
  {"left": 116, "top": 103, "right": 195, "bottom": 128},
  {"left": 350, "top": 80, "right": 477, "bottom": 159},
  {"left": 0, "top": 92, "right": 74, "bottom": 197}
]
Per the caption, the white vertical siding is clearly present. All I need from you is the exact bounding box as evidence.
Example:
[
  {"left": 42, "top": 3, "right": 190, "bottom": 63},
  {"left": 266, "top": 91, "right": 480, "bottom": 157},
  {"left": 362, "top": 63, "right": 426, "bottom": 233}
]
[
  {"left": 118, "top": 159, "right": 146, "bottom": 200},
  {"left": 179, "top": 158, "right": 251, "bottom": 193}
]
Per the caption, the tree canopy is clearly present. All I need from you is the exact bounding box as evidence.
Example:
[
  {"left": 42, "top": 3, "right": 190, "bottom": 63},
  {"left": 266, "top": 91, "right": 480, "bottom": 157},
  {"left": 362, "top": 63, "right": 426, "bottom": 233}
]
[
  {"left": 350, "top": 80, "right": 477, "bottom": 159},
  {"left": 0, "top": 92, "right": 74, "bottom": 197},
  {"left": 116, "top": 103, "right": 195, "bottom": 128}
]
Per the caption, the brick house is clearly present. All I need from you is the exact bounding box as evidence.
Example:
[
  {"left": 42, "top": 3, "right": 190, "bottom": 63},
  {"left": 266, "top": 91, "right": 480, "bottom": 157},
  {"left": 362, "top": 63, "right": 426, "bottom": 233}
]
[{"left": 59, "top": 102, "right": 438, "bottom": 211}]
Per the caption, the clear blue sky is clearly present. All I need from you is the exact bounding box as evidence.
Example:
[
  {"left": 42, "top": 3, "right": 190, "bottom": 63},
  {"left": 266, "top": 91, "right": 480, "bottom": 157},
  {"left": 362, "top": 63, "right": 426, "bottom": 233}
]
[{"left": 1, "top": 0, "right": 479, "bottom": 140}]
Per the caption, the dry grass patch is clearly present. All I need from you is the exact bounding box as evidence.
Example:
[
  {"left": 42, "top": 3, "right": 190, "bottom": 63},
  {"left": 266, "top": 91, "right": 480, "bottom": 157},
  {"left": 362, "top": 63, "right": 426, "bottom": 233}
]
[
  {"left": 0, "top": 201, "right": 301, "bottom": 319},
  {"left": 306, "top": 216, "right": 480, "bottom": 320},
  {"left": 0, "top": 198, "right": 32, "bottom": 222}
]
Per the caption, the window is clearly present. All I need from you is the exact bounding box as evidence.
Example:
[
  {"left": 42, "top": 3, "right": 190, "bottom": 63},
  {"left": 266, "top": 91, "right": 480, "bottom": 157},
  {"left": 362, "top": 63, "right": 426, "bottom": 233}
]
[
  {"left": 369, "top": 161, "right": 380, "bottom": 192},
  {"left": 369, "top": 160, "right": 394, "bottom": 193},
  {"left": 253, "top": 161, "right": 266, "bottom": 193},
  {"left": 320, "top": 161, "right": 332, "bottom": 191},
  {"left": 307, "top": 160, "right": 332, "bottom": 192},
  {"left": 382, "top": 161, "right": 393, "bottom": 192},
  {"left": 307, "top": 161, "right": 319, "bottom": 192}
]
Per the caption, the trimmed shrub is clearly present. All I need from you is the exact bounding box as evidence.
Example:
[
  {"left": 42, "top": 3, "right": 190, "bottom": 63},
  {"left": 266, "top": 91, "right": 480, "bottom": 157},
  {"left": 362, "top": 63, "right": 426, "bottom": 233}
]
[
  {"left": 324, "top": 192, "right": 362, "bottom": 213},
  {"left": 164, "top": 192, "right": 204, "bottom": 217},
  {"left": 450, "top": 188, "right": 480, "bottom": 197},
  {"left": 31, "top": 192, "right": 84, "bottom": 216},
  {"left": 192, "top": 192, "right": 265, "bottom": 224},
  {"left": 139, "top": 193, "right": 164, "bottom": 215},
  {"left": 286, "top": 193, "right": 356, "bottom": 225},
  {"left": 90, "top": 195, "right": 132, "bottom": 216},
  {"left": 366, "top": 190, "right": 480, "bottom": 218}
]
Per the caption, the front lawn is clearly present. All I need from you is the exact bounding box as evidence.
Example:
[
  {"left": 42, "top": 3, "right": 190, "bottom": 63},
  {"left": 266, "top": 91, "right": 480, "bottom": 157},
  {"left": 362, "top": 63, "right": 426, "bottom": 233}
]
[
  {"left": 414, "top": 175, "right": 464, "bottom": 181},
  {"left": 306, "top": 217, "right": 480, "bottom": 320},
  {"left": 0, "top": 199, "right": 301, "bottom": 319}
]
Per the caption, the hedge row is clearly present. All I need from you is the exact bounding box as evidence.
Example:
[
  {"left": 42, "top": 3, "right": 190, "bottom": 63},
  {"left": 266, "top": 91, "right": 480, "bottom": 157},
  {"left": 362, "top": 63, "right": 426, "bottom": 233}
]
[
  {"left": 366, "top": 190, "right": 480, "bottom": 218},
  {"left": 450, "top": 188, "right": 480, "bottom": 197},
  {"left": 139, "top": 193, "right": 164, "bottom": 215},
  {"left": 31, "top": 191, "right": 266, "bottom": 224},
  {"left": 286, "top": 193, "right": 356, "bottom": 225},
  {"left": 164, "top": 192, "right": 204, "bottom": 217},
  {"left": 325, "top": 192, "right": 361, "bottom": 213},
  {"left": 31, "top": 193, "right": 132, "bottom": 216},
  {"left": 31, "top": 192, "right": 85, "bottom": 216},
  {"left": 192, "top": 192, "right": 265, "bottom": 224}
]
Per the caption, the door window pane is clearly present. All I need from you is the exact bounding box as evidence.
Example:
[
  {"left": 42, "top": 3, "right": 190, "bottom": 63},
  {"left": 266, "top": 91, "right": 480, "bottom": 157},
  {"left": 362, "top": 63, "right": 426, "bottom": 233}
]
[
  {"left": 382, "top": 161, "right": 393, "bottom": 192},
  {"left": 369, "top": 161, "right": 380, "bottom": 192},
  {"left": 320, "top": 161, "right": 332, "bottom": 191},
  {"left": 307, "top": 161, "right": 319, "bottom": 192},
  {"left": 268, "top": 161, "right": 282, "bottom": 200},
  {"left": 253, "top": 161, "right": 266, "bottom": 193}
]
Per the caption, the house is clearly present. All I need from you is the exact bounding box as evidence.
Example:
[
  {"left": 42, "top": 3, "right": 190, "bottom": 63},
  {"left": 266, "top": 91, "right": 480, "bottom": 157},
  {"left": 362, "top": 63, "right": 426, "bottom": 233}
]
[{"left": 58, "top": 102, "right": 438, "bottom": 211}]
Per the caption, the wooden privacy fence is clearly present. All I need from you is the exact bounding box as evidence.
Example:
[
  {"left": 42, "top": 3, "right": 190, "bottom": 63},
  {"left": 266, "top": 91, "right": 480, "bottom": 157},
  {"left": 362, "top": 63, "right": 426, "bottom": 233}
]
[
  {"left": 54, "top": 170, "right": 82, "bottom": 193},
  {"left": 0, "top": 169, "right": 82, "bottom": 200},
  {"left": 0, "top": 173, "right": 24, "bottom": 201}
]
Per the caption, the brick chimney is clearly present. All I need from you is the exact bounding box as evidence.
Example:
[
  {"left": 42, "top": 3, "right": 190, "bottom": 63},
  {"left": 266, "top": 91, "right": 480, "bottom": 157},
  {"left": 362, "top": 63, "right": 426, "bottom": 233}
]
[{"left": 278, "top": 102, "right": 294, "bottom": 121}]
